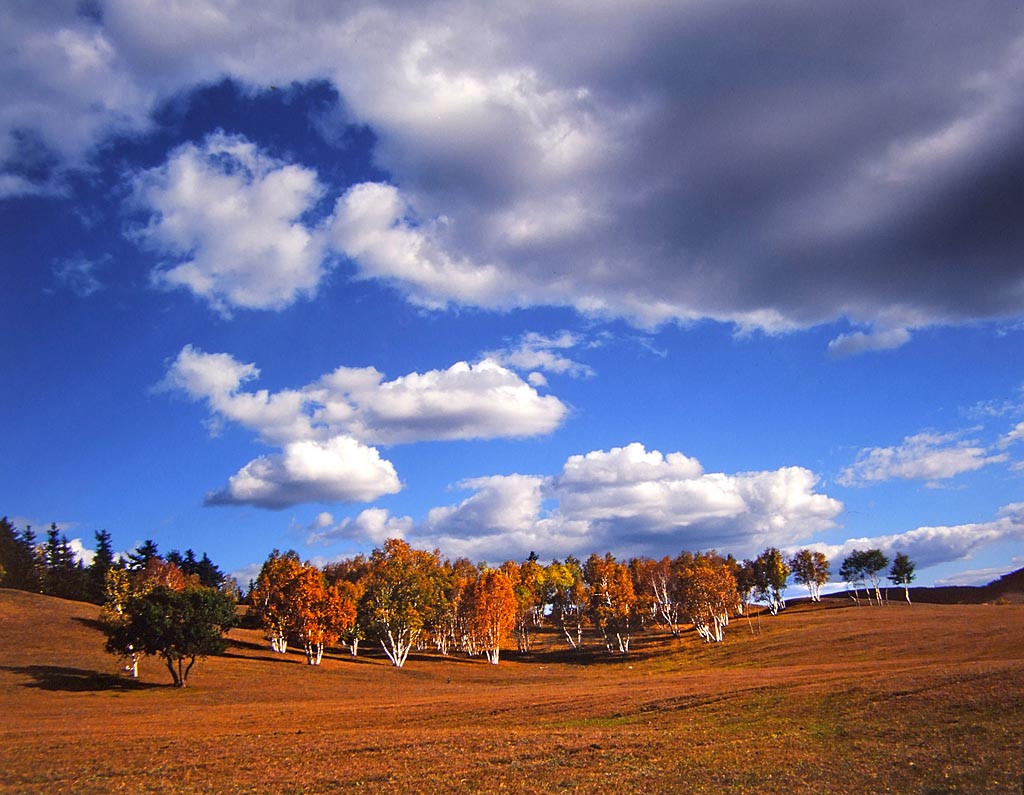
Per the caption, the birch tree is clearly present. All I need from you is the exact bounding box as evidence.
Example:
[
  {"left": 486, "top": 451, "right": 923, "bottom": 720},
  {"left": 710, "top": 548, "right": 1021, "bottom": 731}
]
[
  {"left": 752, "top": 547, "right": 790, "bottom": 615},
  {"left": 547, "top": 558, "right": 590, "bottom": 650},
  {"left": 359, "top": 539, "right": 444, "bottom": 668},
  {"left": 630, "top": 556, "right": 678, "bottom": 634},
  {"left": 788, "top": 549, "right": 830, "bottom": 602},
  {"left": 470, "top": 568, "right": 517, "bottom": 664},
  {"left": 841, "top": 549, "right": 888, "bottom": 605},
  {"left": 250, "top": 550, "right": 303, "bottom": 653},
  {"left": 291, "top": 564, "right": 356, "bottom": 665},
  {"left": 888, "top": 552, "right": 916, "bottom": 604},
  {"left": 673, "top": 551, "right": 737, "bottom": 642},
  {"left": 584, "top": 552, "right": 636, "bottom": 653}
]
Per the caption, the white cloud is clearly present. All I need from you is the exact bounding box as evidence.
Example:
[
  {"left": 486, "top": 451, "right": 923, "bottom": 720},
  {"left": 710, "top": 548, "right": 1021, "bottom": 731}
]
[
  {"left": 402, "top": 443, "right": 842, "bottom": 562},
  {"left": 6, "top": 4, "right": 1024, "bottom": 338},
  {"left": 329, "top": 181, "right": 517, "bottom": 309},
  {"left": 68, "top": 537, "right": 96, "bottom": 567},
  {"left": 934, "top": 558, "right": 1024, "bottom": 587},
  {"left": 132, "top": 132, "right": 327, "bottom": 313},
  {"left": 305, "top": 507, "right": 414, "bottom": 545},
  {"left": 206, "top": 436, "right": 401, "bottom": 509},
  {"left": 815, "top": 503, "right": 1024, "bottom": 572},
  {"left": 481, "top": 331, "right": 595, "bottom": 378},
  {"left": 839, "top": 431, "right": 1008, "bottom": 486},
  {"left": 162, "top": 345, "right": 567, "bottom": 509},
  {"left": 827, "top": 327, "right": 911, "bottom": 357},
  {"left": 999, "top": 421, "right": 1024, "bottom": 448}
]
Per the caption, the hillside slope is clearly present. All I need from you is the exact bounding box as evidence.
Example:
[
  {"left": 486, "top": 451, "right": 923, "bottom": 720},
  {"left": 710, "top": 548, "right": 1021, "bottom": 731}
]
[{"left": 1, "top": 589, "right": 1022, "bottom": 795}]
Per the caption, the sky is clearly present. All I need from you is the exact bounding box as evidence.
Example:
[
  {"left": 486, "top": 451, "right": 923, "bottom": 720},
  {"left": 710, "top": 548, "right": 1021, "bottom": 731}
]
[{"left": 2, "top": 1, "right": 1023, "bottom": 590}]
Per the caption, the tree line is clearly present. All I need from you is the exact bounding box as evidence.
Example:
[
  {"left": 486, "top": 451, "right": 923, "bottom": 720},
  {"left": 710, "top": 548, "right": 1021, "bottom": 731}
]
[
  {"left": 0, "top": 516, "right": 917, "bottom": 684},
  {"left": 244, "top": 539, "right": 917, "bottom": 671}
]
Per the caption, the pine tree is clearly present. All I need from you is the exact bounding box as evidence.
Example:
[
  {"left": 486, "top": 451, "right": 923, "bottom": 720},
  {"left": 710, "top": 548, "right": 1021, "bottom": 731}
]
[{"left": 87, "top": 530, "right": 117, "bottom": 604}]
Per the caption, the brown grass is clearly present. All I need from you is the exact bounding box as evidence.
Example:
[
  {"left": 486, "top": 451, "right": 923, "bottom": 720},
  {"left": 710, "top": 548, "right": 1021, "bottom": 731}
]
[{"left": 1, "top": 589, "right": 1021, "bottom": 794}]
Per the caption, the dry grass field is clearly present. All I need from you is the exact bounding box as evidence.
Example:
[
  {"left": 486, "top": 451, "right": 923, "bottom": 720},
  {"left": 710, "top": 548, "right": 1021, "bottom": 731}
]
[{"left": 1, "top": 588, "right": 1021, "bottom": 794}]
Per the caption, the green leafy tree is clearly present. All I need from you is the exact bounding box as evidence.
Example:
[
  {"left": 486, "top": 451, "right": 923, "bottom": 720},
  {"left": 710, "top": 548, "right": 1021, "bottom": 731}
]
[
  {"left": 840, "top": 548, "right": 890, "bottom": 605},
  {"left": 788, "top": 549, "right": 830, "bottom": 602},
  {"left": 103, "top": 585, "right": 237, "bottom": 687},
  {"left": 888, "top": 552, "right": 916, "bottom": 604},
  {"left": 752, "top": 547, "right": 790, "bottom": 615}
]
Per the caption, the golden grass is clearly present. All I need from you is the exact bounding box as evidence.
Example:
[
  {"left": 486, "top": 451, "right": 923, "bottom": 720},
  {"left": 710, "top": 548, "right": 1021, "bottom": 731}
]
[{"left": 0, "top": 589, "right": 1021, "bottom": 794}]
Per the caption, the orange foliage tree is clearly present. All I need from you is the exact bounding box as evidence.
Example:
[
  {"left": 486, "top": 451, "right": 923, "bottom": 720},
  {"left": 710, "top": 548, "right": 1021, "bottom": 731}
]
[
  {"left": 291, "top": 564, "right": 356, "bottom": 665},
  {"left": 250, "top": 550, "right": 304, "bottom": 654},
  {"left": 470, "top": 568, "right": 518, "bottom": 664},
  {"left": 358, "top": 538, "right": 444, "bottom": 668},
  {"left": 584, "top": 552, "right": 637, "bottom": 653},
  {"left": 673, "top": 551, "right": 738, "bottom": 643}
]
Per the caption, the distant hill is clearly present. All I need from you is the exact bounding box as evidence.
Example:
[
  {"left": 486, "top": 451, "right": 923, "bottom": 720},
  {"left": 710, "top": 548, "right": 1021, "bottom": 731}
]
[{"left": 823, "top": 566, "right": 1024, "bottom": 605}]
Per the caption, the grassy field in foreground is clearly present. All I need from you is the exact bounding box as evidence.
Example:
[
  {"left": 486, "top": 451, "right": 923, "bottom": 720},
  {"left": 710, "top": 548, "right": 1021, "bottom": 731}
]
[{"left": 0, "top": 588, "right": 1021, "bottom": 794}]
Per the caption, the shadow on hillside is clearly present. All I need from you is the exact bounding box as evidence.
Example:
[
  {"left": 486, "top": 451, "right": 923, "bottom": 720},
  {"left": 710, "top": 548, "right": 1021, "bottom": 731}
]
[
  {"left": 72, "top": 616, "right": 108, "bottom": 632},
  {"left": 1, "top": 664, "right": 161, "bottom": 692}
]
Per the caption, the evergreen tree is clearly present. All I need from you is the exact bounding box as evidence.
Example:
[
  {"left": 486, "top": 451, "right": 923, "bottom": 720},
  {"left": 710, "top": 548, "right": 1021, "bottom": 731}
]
[
  {"left": 87, "top": 529, "right": 117, "bottom": 604},
  {"left": 126, "top": 539, "right": 160, "bottom": 571},
  {"left": 42, "top": 523, "right": 87, "bottom": 600},
  {"left": 0, "top": 517, "right": 43, "bottom": 591}
]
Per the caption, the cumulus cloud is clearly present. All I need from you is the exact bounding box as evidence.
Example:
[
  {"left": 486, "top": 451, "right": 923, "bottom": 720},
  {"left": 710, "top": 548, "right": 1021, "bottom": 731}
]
[
  {"left": 839, "top": 431, "right": 1008, "bottom": 486},
  {"left": 162, "top": 344, "right": 567, "bottom": 508},
  {"left": 351, "top": 442, "right": 844, "bottom": 562},
  {"left": 304, "top": 507, "right": 414, "bottom": 545},
  {"left": 5, "top": 3, "right": 1024, "bottom": 340},
  {"left": 206, "top": 436, "right": 401, "bottom": 509},
  {"left": 131, "top": 132, "right": 327, "bottom": 313},
  {"left": 163, "top": 345, "right": 567, "bottom": 446},
  {"left": 814, "top": 503, "right": 1024, "bottom": 572}
]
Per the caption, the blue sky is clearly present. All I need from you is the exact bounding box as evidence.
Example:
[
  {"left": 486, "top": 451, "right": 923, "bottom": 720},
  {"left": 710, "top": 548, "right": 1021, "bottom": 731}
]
[{"left": 2, "top": 1, "right": 1023, "bottom": 589}]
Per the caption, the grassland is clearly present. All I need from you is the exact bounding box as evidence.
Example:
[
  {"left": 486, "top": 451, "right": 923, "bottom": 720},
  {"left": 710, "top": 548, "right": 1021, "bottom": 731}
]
[{"left": 1, "top": 588, "right": 1021, "bottom": 794}]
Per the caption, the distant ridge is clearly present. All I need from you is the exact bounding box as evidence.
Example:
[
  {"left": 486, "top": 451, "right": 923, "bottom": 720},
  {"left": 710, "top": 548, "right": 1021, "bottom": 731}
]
[{"left": 823, "top": 566, "right": 1024, "bottom": 605}]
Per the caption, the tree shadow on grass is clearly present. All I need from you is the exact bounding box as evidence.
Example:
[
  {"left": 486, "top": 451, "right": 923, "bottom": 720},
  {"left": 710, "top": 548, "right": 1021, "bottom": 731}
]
[{"left": 0, "top": 664, "right": 161, "bottom": 692}]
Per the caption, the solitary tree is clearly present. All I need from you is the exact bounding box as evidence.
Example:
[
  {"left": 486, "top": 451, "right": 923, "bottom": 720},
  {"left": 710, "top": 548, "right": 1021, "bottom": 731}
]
[
  {"left": 888, "top": 552, "right": 916, "bottom": 604},
  {"left": 788, "top": 549, "right": 830, "bottom": 602},
  {"left": 103, "top": 585, "right": 236, "bottom": 686}
]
